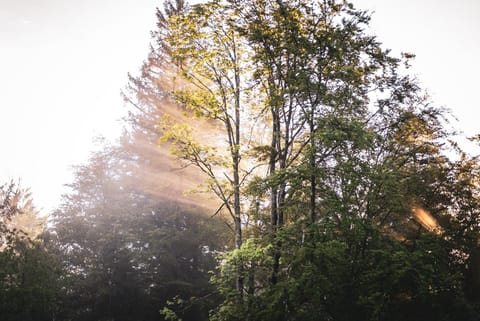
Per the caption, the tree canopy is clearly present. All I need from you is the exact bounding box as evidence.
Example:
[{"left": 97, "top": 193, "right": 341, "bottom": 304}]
[
  {"left": 126, "top": 0, "right": 480, "bottom": 320},
  {"left": 2, "top": 1, "right": 480, "bottom": 320}
]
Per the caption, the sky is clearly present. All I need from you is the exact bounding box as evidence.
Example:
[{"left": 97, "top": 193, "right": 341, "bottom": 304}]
[
  {"left": 356, "top": 0, "right": 480, "bottom": 129},
  {"left": 0, "top": 0, "right": 159, "bottom": 211},
  {"left": 1, "top": 0, "right": 479, "bottom": 213}
]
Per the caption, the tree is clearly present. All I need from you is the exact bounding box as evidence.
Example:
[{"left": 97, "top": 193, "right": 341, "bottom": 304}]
[
  {"left": 126, "top": 1, "right": 480, "bottom": 320},
  {"left": 126, "top": 0, "right": 268, "bottom": 296},
  {"left": 0, "top": 180, "right": 59, "bottom": 321},
  {"left": 50, "top": 140, "right": 229, "bottom": 321}
]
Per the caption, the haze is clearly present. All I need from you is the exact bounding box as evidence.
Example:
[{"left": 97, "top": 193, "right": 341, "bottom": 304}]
[{"left": 1, "top": 0, "right": 479, "bottom": 212}]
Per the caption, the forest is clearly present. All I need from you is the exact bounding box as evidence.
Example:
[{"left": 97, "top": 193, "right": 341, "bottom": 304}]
[{"left": 2, "top": 0, "right": 480, "bottom": 320}]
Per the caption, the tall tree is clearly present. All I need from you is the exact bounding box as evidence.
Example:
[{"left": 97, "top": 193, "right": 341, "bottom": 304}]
[
  {"left": 126, "top": 0, "right": 267, "bottom": 296},
  {"left": 127, "top": 1, "right": 480, "bottom": 320},
  {"left": 0, "top": 181, "right": 59, "bottom": 321},
  {"left": 160, "top": 1, "right": 256, "bottom": 253},
  {"left": 50, "top": 141, "right": 229, "bottom": 321}
]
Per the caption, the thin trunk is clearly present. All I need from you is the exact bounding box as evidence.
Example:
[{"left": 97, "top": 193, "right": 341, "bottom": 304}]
[
  {"left": 233, "top": 130, "right": 243, "bottom": 294},
  {"left": 269, "top": 106, "right": 280, "bottom": 285},
  {"left": 309, "top": 113, "right": 316, "bottom": 224},
  {"left": 233, "top": 55, "right": 243, "bottom": 295},
  {"left": 270, "top": 107, "right": 280, "bottom": 231}
]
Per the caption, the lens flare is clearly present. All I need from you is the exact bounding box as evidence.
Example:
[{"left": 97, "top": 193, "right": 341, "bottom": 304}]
[{"left": 412, "top": 206, "right": 442, "bottom": 234}]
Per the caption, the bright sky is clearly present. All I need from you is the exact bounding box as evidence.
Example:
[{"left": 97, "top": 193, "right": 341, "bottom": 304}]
[
  {"left": 0, "top": 0, "right": 158, "bottom": 212},
  {"left": 1, "top": 0, "right": 479, "bottom": 213},
  {"left": 356, "top": 0, "right": 480, "bottom": 130}
]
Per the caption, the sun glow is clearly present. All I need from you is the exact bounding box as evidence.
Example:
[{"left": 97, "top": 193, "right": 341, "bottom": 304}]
[{"left": 412, "top": 206, "right": 442, "bottom": 234}]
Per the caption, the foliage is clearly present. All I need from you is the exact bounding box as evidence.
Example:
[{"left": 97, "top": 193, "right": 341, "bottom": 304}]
[
  {"left": 0, "top": 181, "right": 59, "bottom": 321},
  {"left": 50, "top": 141, "right": 230, "bottom": 321},
  {"left": 125, "top": 1, "right": 480, "bottom": 321},
  {"left": 4, "top": 0, "right": 480, "bottom": 320}
]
